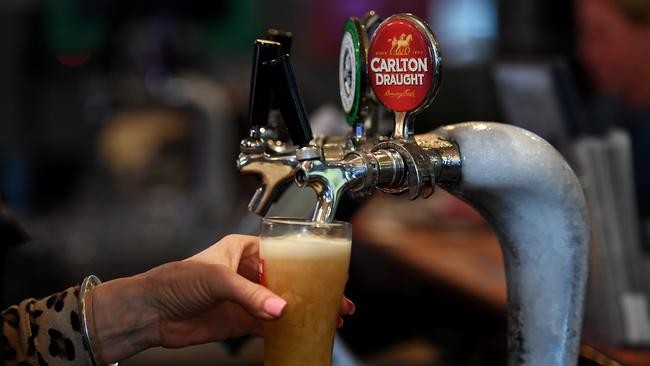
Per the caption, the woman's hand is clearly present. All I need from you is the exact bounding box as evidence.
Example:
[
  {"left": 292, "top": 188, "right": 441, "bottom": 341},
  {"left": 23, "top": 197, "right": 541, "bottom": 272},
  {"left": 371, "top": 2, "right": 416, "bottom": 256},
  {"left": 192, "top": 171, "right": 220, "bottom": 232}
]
[{"left": 91, "top": 235, "right": 355, "bottom": 364}]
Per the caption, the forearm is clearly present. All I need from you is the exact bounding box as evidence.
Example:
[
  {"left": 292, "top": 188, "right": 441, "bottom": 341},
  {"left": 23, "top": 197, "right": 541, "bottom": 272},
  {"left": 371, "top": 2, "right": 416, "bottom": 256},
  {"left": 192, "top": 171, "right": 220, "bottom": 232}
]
[{"left": 92, "top": 273, "right": 159, "bottom": 364}]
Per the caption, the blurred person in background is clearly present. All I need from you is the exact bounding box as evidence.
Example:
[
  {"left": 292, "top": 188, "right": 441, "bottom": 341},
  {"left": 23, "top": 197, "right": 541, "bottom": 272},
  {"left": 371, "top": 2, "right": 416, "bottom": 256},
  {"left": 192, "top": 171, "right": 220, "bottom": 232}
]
[{"left": 576, "top": 0, "right": 650, "bottom": 216}]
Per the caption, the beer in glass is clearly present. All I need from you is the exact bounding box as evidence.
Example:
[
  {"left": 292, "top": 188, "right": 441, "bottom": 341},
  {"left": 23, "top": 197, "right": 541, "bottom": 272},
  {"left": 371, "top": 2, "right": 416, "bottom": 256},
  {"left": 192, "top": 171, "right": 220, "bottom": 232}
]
[{"left": 259, "top": 217, "right": 351, "bottom": 366}]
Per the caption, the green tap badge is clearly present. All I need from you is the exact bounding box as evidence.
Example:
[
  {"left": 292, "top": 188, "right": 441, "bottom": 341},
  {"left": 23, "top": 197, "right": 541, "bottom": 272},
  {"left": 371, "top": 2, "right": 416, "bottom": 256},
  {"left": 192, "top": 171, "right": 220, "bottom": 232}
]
[{"left": 339, "top": 17, "right": 369, "bottom": 126}]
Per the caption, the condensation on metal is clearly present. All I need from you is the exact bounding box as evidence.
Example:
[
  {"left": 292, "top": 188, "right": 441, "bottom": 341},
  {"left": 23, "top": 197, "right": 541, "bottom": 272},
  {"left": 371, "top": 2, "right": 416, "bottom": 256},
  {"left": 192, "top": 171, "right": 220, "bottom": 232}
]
[{"left": 435, "top": 122, "right": 591, "bottom": 366}]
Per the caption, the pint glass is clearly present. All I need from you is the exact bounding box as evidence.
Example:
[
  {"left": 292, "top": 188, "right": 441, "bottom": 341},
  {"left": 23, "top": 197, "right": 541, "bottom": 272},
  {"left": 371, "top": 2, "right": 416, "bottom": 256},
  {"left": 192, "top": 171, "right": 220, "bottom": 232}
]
[{"left": 259, "top": 217, "right": 352, "bottom": 366}]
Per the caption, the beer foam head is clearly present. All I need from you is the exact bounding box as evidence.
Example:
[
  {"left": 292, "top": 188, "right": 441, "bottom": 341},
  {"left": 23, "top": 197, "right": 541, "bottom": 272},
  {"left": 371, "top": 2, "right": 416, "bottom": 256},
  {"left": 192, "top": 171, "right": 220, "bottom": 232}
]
[{"left": 260, "top": 232, "right": 351, "bottom": 258}]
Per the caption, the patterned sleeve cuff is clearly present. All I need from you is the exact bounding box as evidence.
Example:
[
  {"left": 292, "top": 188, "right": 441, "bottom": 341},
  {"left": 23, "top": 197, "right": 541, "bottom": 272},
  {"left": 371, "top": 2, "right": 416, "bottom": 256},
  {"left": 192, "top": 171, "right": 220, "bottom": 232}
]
[{"left": 2, "top": 286, "right": 94, "bottom": 366}]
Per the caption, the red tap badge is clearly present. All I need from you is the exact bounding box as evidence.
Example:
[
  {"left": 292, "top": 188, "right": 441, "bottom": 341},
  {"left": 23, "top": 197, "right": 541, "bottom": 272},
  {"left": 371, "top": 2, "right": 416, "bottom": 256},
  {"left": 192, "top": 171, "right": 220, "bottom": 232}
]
[{"left": 368, "top": 14, "right": 440, "bottom": 113}]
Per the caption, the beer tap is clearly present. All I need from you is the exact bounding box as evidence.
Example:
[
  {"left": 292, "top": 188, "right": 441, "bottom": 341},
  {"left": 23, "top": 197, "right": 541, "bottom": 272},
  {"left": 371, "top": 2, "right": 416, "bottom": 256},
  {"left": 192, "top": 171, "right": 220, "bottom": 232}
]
[
  {"left": 238, "top": 33, "right": 323, "bottom": 216},
  {"left": 237, "top": 13, "right": 591, "bottom": 365},
  {"left": 238, "top": 24, "right": 371, "bottom": 217},
  {"left": 237, "top": 39, "right": 297, "bottom": 216},
  {"left": 296, "top": 14, "right": 452, "bottom": 223}
]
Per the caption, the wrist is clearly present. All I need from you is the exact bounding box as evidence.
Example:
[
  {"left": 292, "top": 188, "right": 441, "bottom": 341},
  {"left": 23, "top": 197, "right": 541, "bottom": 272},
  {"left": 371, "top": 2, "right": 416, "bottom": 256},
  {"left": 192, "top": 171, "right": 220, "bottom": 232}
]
[{"left": 92, "top": 273, "right": 159, "bottom": 364}]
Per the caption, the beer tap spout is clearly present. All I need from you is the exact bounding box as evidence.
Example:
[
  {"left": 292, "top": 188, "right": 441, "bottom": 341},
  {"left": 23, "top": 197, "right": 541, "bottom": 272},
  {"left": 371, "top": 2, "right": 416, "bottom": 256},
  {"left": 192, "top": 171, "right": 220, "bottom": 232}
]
[{"left": 295, "top": 154, "right": 370, "bottom": 223}]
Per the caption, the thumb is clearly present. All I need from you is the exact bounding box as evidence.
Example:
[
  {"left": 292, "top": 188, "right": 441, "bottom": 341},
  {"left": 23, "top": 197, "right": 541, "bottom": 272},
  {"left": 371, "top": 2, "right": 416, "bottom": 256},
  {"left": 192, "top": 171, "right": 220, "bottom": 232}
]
[{"left": 223, "top": 270, "right": 287, "bottom": 320}]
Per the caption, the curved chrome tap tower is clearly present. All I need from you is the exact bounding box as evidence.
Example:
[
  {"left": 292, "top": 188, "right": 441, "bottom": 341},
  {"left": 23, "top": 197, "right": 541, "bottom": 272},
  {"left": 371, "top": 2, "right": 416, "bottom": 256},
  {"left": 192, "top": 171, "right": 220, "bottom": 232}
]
[{"left": 237, "top": 14, "right": 590, "bottom": 365}]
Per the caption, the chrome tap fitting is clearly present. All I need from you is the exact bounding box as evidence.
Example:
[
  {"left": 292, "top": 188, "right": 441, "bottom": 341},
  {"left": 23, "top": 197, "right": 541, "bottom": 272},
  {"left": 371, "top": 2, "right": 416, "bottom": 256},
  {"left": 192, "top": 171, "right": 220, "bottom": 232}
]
[
  {"left": 237, "top": 15, "right": 461, "bottom": 222},
  {"left": 237, "top": 150, "right": 298, "bottom": 216},
  {"left": 295, "top": 148, "right": 407, "bottom": 222}
]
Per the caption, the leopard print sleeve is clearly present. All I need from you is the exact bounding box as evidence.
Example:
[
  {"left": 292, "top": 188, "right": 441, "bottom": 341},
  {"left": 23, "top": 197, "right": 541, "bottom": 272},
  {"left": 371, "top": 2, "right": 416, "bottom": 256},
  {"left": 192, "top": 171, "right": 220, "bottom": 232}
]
[{"left": 2, "top": 286, "right": 94, "bottom": 366}]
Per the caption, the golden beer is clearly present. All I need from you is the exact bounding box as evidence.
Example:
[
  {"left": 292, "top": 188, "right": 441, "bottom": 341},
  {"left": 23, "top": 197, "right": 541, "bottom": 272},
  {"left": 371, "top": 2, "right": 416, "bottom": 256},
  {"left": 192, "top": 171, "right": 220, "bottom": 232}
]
[{"left": 260, "top": 219, "right": 351, "bottom": 366}]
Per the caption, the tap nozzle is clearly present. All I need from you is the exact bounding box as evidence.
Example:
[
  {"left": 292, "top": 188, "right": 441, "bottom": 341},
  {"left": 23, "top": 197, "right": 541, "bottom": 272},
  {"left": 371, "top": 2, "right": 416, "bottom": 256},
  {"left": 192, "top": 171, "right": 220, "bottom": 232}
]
[
  {"left": 237, "top": 152, "right": 298, "bottom": 216},
  {"left": 295, "top": 154, "right": 370, "bottom": 223},
  {"left": 294, "top": 149, "right": 405, "bottom": 223}
]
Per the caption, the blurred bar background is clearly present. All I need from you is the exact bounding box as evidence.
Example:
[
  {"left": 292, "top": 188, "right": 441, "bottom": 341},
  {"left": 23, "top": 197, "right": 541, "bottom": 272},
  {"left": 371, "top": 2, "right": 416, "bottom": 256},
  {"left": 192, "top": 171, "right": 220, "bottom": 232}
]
[{"left": 1, "top": 0, "right": 649, "bottom": 365}]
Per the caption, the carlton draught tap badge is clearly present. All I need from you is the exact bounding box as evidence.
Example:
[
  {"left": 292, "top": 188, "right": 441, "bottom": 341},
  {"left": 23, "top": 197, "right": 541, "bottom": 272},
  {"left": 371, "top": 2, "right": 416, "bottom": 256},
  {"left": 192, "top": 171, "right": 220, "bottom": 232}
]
[{"left": 368, "top": 14, "right": 441, "bottom": 113}]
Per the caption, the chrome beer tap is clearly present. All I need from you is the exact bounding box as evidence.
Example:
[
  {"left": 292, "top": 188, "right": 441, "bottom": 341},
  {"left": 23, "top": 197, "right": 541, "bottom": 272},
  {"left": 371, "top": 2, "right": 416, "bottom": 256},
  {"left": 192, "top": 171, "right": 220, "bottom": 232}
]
[
  {"left": 237, "top": 38, "right": 297, "bottom": 216},
  {"left": 238, "top": 21, "right": 381, "bottom": 217},
  {"left": 295, "top": 14, "right": 458, "bottom": 223},
  {"left": 238, "top": 13, "right": 591, "bottom": 366},
  {"left": 238, "top": 31, "right": 337, "bottom": 216}
]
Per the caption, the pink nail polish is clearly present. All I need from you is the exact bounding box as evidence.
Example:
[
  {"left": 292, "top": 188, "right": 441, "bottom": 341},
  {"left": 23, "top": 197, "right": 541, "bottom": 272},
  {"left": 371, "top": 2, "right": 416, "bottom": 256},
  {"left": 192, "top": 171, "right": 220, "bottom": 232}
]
[
  {"left": 338, "top": 317, "right": 344, "bottom": 328},
  {"left": 264, "top": 298, "right": 287, "bottom": 317}
]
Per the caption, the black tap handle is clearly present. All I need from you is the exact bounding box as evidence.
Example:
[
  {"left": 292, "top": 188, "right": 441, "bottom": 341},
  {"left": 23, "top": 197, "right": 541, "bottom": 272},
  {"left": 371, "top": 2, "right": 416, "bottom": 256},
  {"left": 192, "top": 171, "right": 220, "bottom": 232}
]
[
  {"left": 247, "top": 39, "right": 282, "bottom": 129},
  {"left": 266, "top": 29, "right": 293, "bottom": 55},
  {"left": 266, "top": 29, "right": 293, "bottom": 111},
  {"left": 268, "top": 54, "right": 313, "bottom": 146}
]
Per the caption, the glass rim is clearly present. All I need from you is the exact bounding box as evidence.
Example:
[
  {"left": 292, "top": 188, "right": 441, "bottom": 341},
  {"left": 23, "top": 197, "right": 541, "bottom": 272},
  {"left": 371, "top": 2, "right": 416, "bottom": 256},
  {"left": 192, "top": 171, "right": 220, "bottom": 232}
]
[{"left": 262, "top": 216, "right": 350, "bottom": 229}]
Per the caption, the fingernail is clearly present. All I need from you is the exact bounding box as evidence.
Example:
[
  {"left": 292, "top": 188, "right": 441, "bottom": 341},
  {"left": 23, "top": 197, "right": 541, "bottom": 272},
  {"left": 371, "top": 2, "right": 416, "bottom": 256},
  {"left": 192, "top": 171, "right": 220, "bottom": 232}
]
[
  {"left": 338, "top": 317, "right": 344, "bottom": 328},
  {"left": 263, "top": 297, "right": 287, "bottom": 317},
  {"left": 347, "top": 300, "right": 356, "bottom": 315}
]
